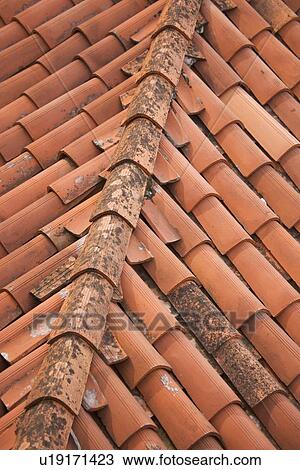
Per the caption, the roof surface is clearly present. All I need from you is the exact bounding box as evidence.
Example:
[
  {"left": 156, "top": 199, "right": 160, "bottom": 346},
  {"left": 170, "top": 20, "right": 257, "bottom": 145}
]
[{"left": 0, "top": 0, "right": 299, "bottom": 450}]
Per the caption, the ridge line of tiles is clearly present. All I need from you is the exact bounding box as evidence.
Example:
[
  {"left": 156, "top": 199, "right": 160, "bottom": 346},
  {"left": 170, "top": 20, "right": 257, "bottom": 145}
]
[{"left": 13, "top": 0, "right": 203, "bottom": 450}]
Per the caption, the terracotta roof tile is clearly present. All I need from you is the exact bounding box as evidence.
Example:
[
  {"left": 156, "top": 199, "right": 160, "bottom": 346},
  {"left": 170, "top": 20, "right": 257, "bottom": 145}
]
[
  {"left": 37, "top": 31, "right": 89, "bottom": 72},
  {"left": 193, "top": 33, "right": 242, "bottom": 96},
  {"left": 149, "top": 184, "right": 210, "bottom": 254},
  {"left": 279, "top": 19, "right": 300, "bottom": 56},
  {"left": 155, "top": 329, "right": 240, "bottom": 420},
  {"left": 19, "top": 78, "right": 106, "bottom": 140},
  {"left": 0, "top": 159, "right": 74, "bottom": 220},
  {"left": 27, "top": 113, "right": 96, "bottom": 169},
  {"left": 215, "top": 125, "right": 300, "bottom": 228},
  {"left": 0, "top": 293, "right": 65, "bottom": 363},
  {"left": 134, "top": 220, "right": 196, "bottom": 294},
  {"left": 160, "top": 139, "right": 220, "bottom": 211},
  {"left": 0, "top": 64, "right": 49, "bottom": 108},
  {"left": 111, "top": 306, "right": 170, "bottom": 388},
  {"left": 242, "top": 311, "right": 300, "bottom": 386},
  {"left": 202, "top": 162, "right": 278, "bottom": 234},
  {"left": 164, "top": 106, "right": 187, "bottom": 147},
  {"left": 161, "top": 279, "right": 299, "bottom": 448},
  {"left": 154, "top": 0, "right": 200, "bottom": 40},
  {"left": 179, "top": 65, "right": 241, "bottom": 133},
  {"left": 248, "top": 165, "right": 300, "bottom": 228},
  {"left": 121, "top": 263, "right": 179, "bottom": 343},
  {"left": 0, "top": 96, "right": 37, "bottom": 134},
  {"left": 280, "top": 147, "right": 300, "bottom": 188},
  {"left": 0, "top": 235, "right": 57, "bottom": 289},
  {"left": 193, "top": 197, "right": 253, "bottom": 254},
  {"left": 139, "top": 369, "right": 221, "bottom": 449},
  {"left": 136, "top": 229, "right": 298, "bottom": 392},
  {"left": 227, "top": 1, "right": 300, "bottom": 85},
  {"left": 0, "top": 21, "right": 28, "bottom": 52},
  {"left": 202, "top": 0, "right": 253, "bottom": 61},
  {"left": 14, "top": 0, "right": 74, "bottom": 34},
  {"left": 228, "top": 241, "right": 299, "bottom": 316},
  {"left": 269, "top": 91, "right": 300, "bottom": 140},
  {"left": 0, "top": 34, "right": 49, "bottom": 82},
  {"left": 252, "top": 30, "right": 300, "bottom": 89},
  {"left": 0, "top": 0, "right": 42, "bottom": 25},
  {"left": 0, "top": 402, "right": 25, "bottom": 436},
  {"left": 254, "top": 392, "right": 300, "bottom": 449},
  {"left": 0, "top": 424, "right": 17, "bottom": 450},
  {"left": 211, "top": 404, "right": 275, "bottom": 450},
  {"left": 23, "top": 60, "right": 91, "bottom": 108},
  {"left": 0, "top": 0, "right": 152, "bottom": 107},
  {"left": 121, "top": 429, "right": 166, "bottom": 450},
  {"left": 142, "top": 199, "right": 180, "bottom": 244},
  {"left": 0, "top": 0, "right": 299, "bottom": 451},
  {"left": 34, "top": 0, "right": 113, "bottom": 49},
  {"left": 184, "top": 244, "right": 268, "bottom": 328},
  {"left": 91, "top": 354, "right": 157, "bottom": 446},
  {"left": 0, "top": 124, "right": 32, "bottom": 163},
  {"left": 93, "top": 37, "right": 151, "bottom": 88},
  {"left": 117, "top": 1, "right": 162, "bottom": 45},
  {"left": 251, "top": 0, "right": 297, "bottom": 32},
  {"left": 72, "top": 407, "right": 114, "bottom": 449},
  {"left": 221, "top": 87, "right": 299, "bottom": 160},
  {"left": 227, "top": 0, "right": 271, "bottom": 38},
  {"left": 79, "top": 37, "right": 124, "bottom": 74},
  {"left": 126, "top": 233, "right": 154, "bottom": 264},
  {"left": 256, "top": 221, "right": 300, "bottom": 287},
  {"left": 230, "top": 47, "right": 288, "bottom": 104},
  {"left": 0, "top": 342, "right": 45, "bottom": 397},
  {"left": 277, "top": 302, "right": 300, "bottom": 346},
  {"left": 0, "top": 192, "right": 68, "bottom": 253},
  {"left": 202, "top": 0, "right": 300, "bottom": 131},
  {"left": 83, "top": 77, "right": 135, "bottom": 127},
  {"left": 77, "top": 0, "right": 149, "bottom": 45},
  {"left": 171, "top": 102, "right": 227, "bottom": 171},
  {"left": 289, "top": 375, "right": 300, "bottom": 402}
]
